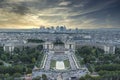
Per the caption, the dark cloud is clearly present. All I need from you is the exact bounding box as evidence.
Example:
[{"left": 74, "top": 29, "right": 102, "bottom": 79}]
[
  {"left": 0, "top": 0, "right": 8, "bottom": 8},
  {"left": 0, "top": 0, "right": 30, "bottom": 15},
  {"left": 11, "top": 4, "right": 30, "bottom": 15},
  {"left": 0, "top": 0, "right": 5, "bottom": 2}
]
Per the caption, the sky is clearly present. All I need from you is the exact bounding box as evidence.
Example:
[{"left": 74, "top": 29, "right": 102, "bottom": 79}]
[{"left": 0, "top": 0, "right": 120, "bottom": 29}]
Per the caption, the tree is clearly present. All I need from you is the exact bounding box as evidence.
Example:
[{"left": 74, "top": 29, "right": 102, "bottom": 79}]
[
  {"left": 27, "top": 39, "right": 45, "bottom": 43},
  {"left": 13, "top": 73, "right": 21, "bottom": 77},
  {"left": 4, "top": 73, "right": 10, "bottom": 77},
  {"left": 36, "top": 45, "right": 43, "bottom": 51},
  {"left": 1, "top": 54, "right": 7, "bottom": 61},
  {"left": 0, "top": 46, "right": 4, "bottom": 54},
  {"left": 12, "top": 55, "right": 19, "bottom": 63},
  {"left": 14, "top": 47, "right": 20, "bottom": 53},
  {"left": 0, "top": 74, "right": 4, "bottom": 78},
  {"left": 32, "top": 58, "right": 36, "bottom": 63},
  {"left": 79, "top": 77, "right": 85, "bottom": 80},
  {"left": 42, "top": 74, "right": 47, "bottom": 80},
  {"left": 115, "top": 48, "right": 120, "bottom": 54},
  {"left": 33, "top": 76, "right": 41, "bottom": 80},
  {"left": 0, "top": 61, "right": 3, "bottom": 65}
]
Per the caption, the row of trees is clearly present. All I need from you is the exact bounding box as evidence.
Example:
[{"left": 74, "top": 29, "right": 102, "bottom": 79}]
[
  {"left": 79, "top": 75, "right": 101, "bottom": 80},
  {"left": 27, "top": 39, "right": 45, "bottom": 43},
  {"left": 79, "top": 73, "right": 120, "bottom": 80},
  {"left": 95, "top": 64, "right": 120, "bottom": 71}
]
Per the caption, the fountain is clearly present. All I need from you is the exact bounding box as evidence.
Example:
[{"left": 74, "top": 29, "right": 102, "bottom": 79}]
[{"left": 56, "top": 61, "right": 65, "bottom": 70}]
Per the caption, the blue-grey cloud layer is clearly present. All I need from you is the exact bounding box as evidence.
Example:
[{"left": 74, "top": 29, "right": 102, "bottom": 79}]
[{"left": 0, "top": 0, "right": 120, "bottom": 29}]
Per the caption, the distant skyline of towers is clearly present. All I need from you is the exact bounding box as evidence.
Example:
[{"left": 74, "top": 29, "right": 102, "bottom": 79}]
[{"left": 39, "top": 25, "right": 79, "bottom": 32}]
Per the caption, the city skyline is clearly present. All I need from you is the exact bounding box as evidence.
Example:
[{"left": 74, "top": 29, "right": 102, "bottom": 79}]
[{"left": 0, "top": 0, "right": 120, "bottom": 29}]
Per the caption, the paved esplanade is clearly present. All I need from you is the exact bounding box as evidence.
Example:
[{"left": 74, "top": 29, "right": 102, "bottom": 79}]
[
  {"left": 44, "top": 53, "right": 53, "bottom": 70},
  {"left": 32, "top": 42, "right": 89, "bottom": 80}
]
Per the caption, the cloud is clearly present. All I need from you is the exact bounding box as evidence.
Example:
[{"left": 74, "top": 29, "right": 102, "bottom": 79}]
[
  {"left": 8, "top": 0, "right": 35, "bottom": 2},
  {"left": 11, "top": 4, "right": 30, "bottom": 15},
  {"left": 58, "top": 1, "right": 71, "bottom": 6},
  {"left": 0, "top": 0, "right": 119, "bottom": 29}
]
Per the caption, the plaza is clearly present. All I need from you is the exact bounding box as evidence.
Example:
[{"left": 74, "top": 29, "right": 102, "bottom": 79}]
[{"left": 32, "top": 41, "right": 89, "bottom": 80}]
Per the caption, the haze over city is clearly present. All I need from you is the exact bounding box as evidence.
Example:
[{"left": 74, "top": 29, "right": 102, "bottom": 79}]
[{"left": 0, "top": 0, "right": 120, "bottom": 29}]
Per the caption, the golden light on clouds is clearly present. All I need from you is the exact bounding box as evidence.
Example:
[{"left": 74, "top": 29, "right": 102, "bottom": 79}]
[
  {"left": 0, "top": 9, "right": 50, "bottom": 29},
  {"left": 0, "top": 8, "right": 110, "bottom": 29},
  {"left": 0, "top": 0, "right": 119, "bottom": 29}
]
